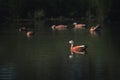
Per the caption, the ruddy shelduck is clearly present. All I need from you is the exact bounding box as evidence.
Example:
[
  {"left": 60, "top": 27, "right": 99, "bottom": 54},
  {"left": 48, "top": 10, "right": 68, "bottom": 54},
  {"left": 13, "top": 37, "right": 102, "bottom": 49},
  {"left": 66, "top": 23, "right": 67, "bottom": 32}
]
[
  {"left": 19, "top": 27, "right": 26, "bottom": 32},
  {"left": 90, "top": 24, "right": 100, "bottom": 32},
  {"left": 69, "top": 40, "right": 86, "bottom": 54},
  {"left": 51, "top": 25, "right": 67, "bottom": 30},
  {"left": 26, "top": 31, "right": 34, "bottom": 37},
  {"left": 69, "top": 40, "right": 87, "bottom": 58},
  {"left": 73, "top": 22, "right": 86, "bottom": 29}
]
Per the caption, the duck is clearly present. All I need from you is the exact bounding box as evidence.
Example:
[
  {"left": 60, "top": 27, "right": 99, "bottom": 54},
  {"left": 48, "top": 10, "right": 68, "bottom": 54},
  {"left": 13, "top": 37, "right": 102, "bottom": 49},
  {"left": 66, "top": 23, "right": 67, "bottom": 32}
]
[
  {"left": 26, "top": 31, "right": 34, "bottom": 37},
  {"left": 73, "top": 22, "right": 86, "bottom": 29},
  {"left": 69, "top": 40, "right": 87, "bottom": 54},
  {"left": 51, "top": 25, "right": 67, "bottom": 30},
  {"left": 90, "top": 24, "right": 100, "bottom": 32},
  {"left": 19, "top": 27, "right": 26, "bottom": 32}
]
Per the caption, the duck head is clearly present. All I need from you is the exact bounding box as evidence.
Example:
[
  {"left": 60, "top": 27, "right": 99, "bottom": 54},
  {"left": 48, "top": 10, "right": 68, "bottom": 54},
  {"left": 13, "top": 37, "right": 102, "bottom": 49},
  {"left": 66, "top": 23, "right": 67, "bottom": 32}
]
[
  {"left": 69, "top": 40, "right": 74, "bottom": 44},
  {"left": 73, "top": 22, "right": 77, "bottom": 25},
  {"left": 51, "top": 25, "right": 55, "bottom": 30}
]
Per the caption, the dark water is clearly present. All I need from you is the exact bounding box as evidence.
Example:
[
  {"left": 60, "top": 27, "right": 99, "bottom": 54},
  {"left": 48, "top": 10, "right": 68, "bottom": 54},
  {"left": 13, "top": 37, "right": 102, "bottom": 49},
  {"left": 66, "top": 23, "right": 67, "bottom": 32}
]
[{"left": 0, "top": 21, "right": 120, "bottom": 80}]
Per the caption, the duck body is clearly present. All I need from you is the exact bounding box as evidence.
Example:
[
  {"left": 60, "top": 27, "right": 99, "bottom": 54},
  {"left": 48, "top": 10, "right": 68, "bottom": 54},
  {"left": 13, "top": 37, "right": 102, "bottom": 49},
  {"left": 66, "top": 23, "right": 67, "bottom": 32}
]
[
  {"left": 73, "top": 22, "right": 86, "bottom": 29},
  {"left": 26, "top": 31, "right": 34, "bottom": 37},
  {"left": 69, "top": 40, "right": 87, "bottom": 54},
  {"left": 71, "top": 45, "right": 86, "bottom": 53},
  {"left": 51, "top": 25, "right": 67, "bottom": 30},
  {"left": 90, "top": 24, "right": 100, "bottom": 32}
]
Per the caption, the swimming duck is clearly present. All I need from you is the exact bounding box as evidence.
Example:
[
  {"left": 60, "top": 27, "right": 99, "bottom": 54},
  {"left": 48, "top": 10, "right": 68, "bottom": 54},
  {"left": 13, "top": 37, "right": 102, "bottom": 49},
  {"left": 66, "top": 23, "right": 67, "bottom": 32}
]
[
  {"left": 19, "top": 27, "right": 26, "bottom": 32},
  {"left": 51, "top": 25, "right": 67, "bottom": 30},
  {"left": 73, "top": 22, "right": 86, "bottom": 29},
  {"left": 90, "top": 24, "right": 100, "bottom": 32},
  {"left": 26, "top": 31, "right": 34, "bottom": 37},
  {"left": 69, "top": 40, "right": 86, "bottom": 54},
  {"left": 69, "top": 40, "right": 87, "bottom": 58}
]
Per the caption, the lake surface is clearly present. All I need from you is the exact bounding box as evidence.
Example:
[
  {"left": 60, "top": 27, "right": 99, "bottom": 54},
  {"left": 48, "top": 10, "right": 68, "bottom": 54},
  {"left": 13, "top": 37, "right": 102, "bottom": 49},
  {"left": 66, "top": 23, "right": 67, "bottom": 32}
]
[{"left": 0, "top": 20, "right": 120, "bottom": 80}]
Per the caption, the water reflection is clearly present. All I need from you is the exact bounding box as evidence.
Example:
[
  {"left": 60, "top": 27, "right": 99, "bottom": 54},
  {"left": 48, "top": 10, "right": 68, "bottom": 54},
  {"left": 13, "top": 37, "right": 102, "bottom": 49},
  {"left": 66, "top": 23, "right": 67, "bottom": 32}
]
[
  {"left": 94, "top": 56, "right": 105, "bottom": 80},
  {"left": 68, "top": 55, "right": 89, "bottom": 80},
  {"left": 0, "top": 20, "right": 120, "bottom": 80},
  {"left": 69, "top": 51, "right": 86, "bottom": 59},
  {"left": 0, "top": 64, "right": 16, "bottom": 80},
  {"left": 90, "top": 30, "right": 101, "bottom": 37}
]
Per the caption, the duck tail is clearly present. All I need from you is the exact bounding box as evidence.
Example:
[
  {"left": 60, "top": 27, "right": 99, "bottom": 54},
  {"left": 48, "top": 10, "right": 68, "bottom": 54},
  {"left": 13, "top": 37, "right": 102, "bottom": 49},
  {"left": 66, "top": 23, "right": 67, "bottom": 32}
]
[
  {"left": 80, "top": 45, "right": 87, "bottom": 50},
  {"left": 80, "top": 45, "right": 85, "bottom": 48}
]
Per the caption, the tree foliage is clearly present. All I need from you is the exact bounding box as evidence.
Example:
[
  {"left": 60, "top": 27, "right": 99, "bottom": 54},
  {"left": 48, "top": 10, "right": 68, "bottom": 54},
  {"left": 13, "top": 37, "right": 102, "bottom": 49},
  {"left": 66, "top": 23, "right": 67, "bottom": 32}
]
[{"left": 0, "top": 0, "right": 115, "bottom": 21}]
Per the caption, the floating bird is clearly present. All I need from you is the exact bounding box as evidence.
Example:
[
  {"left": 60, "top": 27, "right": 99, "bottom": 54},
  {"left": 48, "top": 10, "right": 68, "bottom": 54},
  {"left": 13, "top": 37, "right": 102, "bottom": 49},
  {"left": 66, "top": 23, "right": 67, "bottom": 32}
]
[
  {"left": 69, "top": 40, "right": 86, "bottom": 54},
  {"left": 51, "top": 25, "right": 67, "bottom": 30},
  {"left": 26, "top": 31, "right": 34, "bottom": 37},
  {"left": 69, "top": 40, "right": 87, "bottom": 58},
  {"left": 73, "top": 22, "right": 86, "bottom": 29},
  {"left": 19, "top": 27, "right": 26, "bottom": 32},
  {"left": 90, "top": 24, "right": 100, "bottom": 32}
]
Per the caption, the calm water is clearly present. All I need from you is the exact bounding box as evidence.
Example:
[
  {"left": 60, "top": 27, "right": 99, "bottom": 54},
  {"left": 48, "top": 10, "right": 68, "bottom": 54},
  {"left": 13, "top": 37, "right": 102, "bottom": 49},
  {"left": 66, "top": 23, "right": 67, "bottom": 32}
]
[{"left": 0, "top": 21, "right": 120, "bottom": 80}]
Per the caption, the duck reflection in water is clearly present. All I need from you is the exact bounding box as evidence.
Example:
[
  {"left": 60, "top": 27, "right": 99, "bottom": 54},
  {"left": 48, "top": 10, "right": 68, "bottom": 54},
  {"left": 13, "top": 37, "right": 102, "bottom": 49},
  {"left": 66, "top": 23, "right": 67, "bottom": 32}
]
[{"left": 69, "top": 40, "right": 87, "bottom": 58}]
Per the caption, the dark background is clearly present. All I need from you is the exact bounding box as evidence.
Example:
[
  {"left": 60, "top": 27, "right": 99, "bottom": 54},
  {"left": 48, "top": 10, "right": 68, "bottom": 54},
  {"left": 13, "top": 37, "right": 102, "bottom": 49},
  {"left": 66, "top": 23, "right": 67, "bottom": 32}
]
[{"left": 0, "top": 0, "right": 120, "bottom": 23}]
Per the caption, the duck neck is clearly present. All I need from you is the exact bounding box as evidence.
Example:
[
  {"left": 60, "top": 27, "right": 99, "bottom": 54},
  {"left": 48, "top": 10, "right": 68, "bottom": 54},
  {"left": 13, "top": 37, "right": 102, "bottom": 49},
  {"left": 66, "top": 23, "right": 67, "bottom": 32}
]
[
  {"left": 70, "top": 43, "right": 74, "bottom": 54},
  {"left": 70, "top": 43, "right": 73, "bottom": 48}
]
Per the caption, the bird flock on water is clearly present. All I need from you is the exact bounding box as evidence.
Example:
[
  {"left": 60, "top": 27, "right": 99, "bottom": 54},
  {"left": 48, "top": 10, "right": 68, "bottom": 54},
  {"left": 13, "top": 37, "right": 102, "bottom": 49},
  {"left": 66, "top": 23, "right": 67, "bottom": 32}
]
[{"left": 19, "top": 21, "right": 101, "bottom": 59}]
